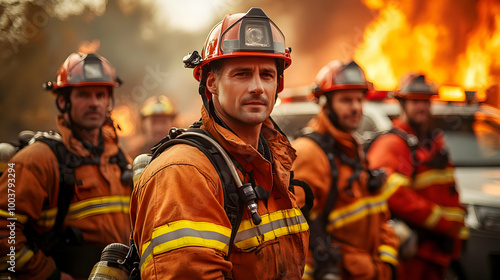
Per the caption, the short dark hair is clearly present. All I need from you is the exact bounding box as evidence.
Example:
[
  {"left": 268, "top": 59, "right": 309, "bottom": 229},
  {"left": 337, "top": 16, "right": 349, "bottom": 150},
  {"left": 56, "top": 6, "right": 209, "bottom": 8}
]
[{"left": 208, "top": 59, "right": 225, "bottom": 76}]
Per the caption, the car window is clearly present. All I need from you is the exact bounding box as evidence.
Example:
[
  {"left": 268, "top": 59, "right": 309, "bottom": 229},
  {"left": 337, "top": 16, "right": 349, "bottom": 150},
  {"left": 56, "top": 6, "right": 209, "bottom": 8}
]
[{"left": 434, "top": 110, "right": 500, "bottom": 167}]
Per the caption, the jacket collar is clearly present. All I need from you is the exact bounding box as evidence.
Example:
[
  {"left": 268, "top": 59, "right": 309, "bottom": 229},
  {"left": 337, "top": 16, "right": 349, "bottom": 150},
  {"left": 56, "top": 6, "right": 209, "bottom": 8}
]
[
  {"left": 307, "top": 108, "right": 360, "bottom": 157},
  {"left": 199, "top": 106, "right": 296, "bottom": 172},
  {"left": 57, "top": 115, "right": 119, "bottom": 158}
]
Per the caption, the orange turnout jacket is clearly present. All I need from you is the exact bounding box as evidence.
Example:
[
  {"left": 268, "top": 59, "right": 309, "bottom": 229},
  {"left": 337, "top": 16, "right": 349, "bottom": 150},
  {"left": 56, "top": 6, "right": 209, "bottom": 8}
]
[
  {"left": 367, "top": 119, "right": 467, "bottom": 267},
  {"left": 0, "top": 117, "right": 131, "bottom": 279},
  {"left": 130, "top": 107, "right": 309, "bottom": 280},
  {"left": 293, "top": 108, "right": 399, "bottom": 280}
]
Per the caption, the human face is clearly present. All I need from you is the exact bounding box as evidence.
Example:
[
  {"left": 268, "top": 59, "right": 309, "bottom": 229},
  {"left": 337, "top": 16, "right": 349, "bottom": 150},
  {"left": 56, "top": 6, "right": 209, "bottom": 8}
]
[
  {"left": 207, "top": 57, "right": 277, "bottom": 129},
  {"left": 143, "top": 114, "right": 174, "bottom": 144},
  {"left": 68, "top": 85, "right": 110, "bottom": 131},
  {"left": 330, "top": 89, "right": 365, "bottom": 133},
  {"left": 403, "top": 99, "right": 431, "bottom": 125}
]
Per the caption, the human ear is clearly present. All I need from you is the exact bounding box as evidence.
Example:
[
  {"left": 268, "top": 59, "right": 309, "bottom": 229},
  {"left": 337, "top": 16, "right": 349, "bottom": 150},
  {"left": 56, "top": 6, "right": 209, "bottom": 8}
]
[
  {"left": 57, "top": 95, "right": 67, "bottom": 111},
  {"left": 206, "top": 72, "right": 218, "bottom": 96}
]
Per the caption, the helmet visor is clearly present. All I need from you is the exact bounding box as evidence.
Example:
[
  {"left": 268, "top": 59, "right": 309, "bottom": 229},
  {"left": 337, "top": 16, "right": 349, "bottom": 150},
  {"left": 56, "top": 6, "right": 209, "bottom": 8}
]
[
  {"left": 220, "top": 17, "right": 285, "bottom": 54},
  {"left": 335, "top": 62, "right": 367, "bottom": 85},
  {"left": 67, "top": 55, "right": 114, "bottom": 84}
]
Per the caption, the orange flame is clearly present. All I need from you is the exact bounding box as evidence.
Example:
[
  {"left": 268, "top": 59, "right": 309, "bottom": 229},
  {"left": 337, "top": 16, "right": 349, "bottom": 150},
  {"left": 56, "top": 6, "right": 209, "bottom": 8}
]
[
  {"left": 111, "top": 105, "right": 136, "bottom": 137},
  {"left": 78, "top": 39, "right": 101, "bottom": 54},
  {"left": 355, "top": 0, "right": 500, "bottom": 93}
]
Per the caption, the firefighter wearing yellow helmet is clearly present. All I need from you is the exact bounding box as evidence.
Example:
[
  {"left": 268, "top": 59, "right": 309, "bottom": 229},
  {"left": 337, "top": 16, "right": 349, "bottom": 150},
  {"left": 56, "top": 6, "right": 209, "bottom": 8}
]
[{"left": 140, "top": 95, "right": 177, "bottom": 146}]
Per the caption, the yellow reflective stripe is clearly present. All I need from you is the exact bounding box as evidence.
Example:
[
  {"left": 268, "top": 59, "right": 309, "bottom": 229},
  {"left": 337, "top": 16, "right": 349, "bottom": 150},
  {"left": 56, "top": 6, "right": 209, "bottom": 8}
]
[
  {"left": 302, "top": 263, "right": 314, "bottom": 280},
  {"left": 0, "top": 247, "right": 34, "bottom": 270},
  {"left": 324, "top": 173, "right": 409, "bottom": 230},
  {"left": 37, "top": 196, "right": 130, "bottom": 227},
  {"left": 424, "top": 205, "right": 465, "bottom": 230},
  {"left": 140, "top": 220, "right": 231, "bottom": 272},
  {"left": 0, "top": 209, "right": 28, "bottom": 224},
  {"left": 379, "top": 245, "right": 398, "bottom": 266},
  {"left": 413, "top": 167, "right": 455, "bottom": 190},
  {"left": 441, "top": 206, "right": 466, "bottom": 222},
  {"left": 15, "top": 248, "right": 34, "bottom": 269},
  {"left": 424, "top": 204, "right": 442, "bottom": 229},
  {"left": 459, "top": 226, "right": 469, "bottom": 240},
  {"left": 325, "top": 173, "right": 409, "bottom": 230},
  {"left": 233, "top": 208, "right": 309, "bottom": 250},
  {"left": 382, "top": 173, "right": 410, "bottom": 196}
]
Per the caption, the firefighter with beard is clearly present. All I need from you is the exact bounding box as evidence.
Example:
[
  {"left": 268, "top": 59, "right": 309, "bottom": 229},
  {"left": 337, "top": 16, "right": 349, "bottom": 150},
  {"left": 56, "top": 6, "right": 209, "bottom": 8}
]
[
  {"left": 292, "top": 60, "right": 399, "bottom": 280},
  {"left": 366, "top": 74, "right": 468, "bottom": 280},
  {"left": 0, "top": 52, "right": 132, "bottom": 280},
  {"left": 130, "top": 7, "right": 309, "bottom": 280}
]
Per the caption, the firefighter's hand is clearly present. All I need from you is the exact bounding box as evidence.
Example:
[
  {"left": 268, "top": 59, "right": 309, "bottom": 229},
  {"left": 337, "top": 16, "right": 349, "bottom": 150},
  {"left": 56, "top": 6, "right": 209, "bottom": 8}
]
[{"left": 60, "top": 272, "right": 75, "bottom": 280}]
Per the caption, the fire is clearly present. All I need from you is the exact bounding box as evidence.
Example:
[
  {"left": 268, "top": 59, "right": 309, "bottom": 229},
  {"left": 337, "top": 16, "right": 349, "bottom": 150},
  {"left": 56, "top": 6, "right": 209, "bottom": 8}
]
[
  {"left": 111, "top": 105, "right": 136, "bottom": 137},
  {"left": 78, "top": 39, "right": 100, "bottom": 54},
  {"left": 355, "top": 0, "right": 500, "bottom": 93}
]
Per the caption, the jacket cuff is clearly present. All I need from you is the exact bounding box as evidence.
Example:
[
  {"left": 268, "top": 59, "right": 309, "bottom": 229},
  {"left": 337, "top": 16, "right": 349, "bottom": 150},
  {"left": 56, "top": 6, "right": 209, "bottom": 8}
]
[{"left": 379, "top": 244, "right": 399, "bottom": 267}]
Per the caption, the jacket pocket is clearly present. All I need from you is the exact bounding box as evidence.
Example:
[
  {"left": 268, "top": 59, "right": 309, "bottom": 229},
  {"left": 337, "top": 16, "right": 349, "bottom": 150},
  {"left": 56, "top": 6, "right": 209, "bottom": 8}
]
[{"left": 341, "top": 252, "right": 376, "bottom": 279}]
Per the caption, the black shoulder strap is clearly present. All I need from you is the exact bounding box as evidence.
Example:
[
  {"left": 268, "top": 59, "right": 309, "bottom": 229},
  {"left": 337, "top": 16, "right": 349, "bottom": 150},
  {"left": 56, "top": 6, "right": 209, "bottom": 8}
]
[
  {"left": 301, "top": 132, "right": 338, "bottom": 223},
  {"left": 150, "top": 128, "right": 243, "bottom": 260},
  {"left": 36, "top": 137, "right": 76, "bottom": 237},
  {"left": 387, "top": 128, "right": 419, "bottom": 171}
]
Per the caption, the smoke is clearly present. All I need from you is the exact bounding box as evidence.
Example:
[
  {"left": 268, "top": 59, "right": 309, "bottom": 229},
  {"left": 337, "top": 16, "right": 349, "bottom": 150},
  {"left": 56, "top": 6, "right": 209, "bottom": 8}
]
[{"left": 0, "top": 0, "right": 107, "bottom": 60}]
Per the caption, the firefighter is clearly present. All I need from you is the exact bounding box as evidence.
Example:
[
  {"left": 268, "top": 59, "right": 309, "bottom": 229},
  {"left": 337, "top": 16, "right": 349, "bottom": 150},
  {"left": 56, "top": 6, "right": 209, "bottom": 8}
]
[
  {"left": 130, "top": 7, "right": 309, "bottom": 279},
  {"left": 292, "top": 60, "right": 399, "bottom": 280},
  {"left": 366, "top": 74, "right": 468, "bottom": 280},
  {"left": 0, "top": 52, "right": 132, "bottom": 279},
  {"left": 129, "top": 95, "right": 177, "bottom": 157}
]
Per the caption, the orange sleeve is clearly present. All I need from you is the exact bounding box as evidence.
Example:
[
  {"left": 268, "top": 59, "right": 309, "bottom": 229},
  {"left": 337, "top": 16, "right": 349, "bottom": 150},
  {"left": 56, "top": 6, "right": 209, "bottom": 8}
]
[
  {"left": 379, "top": 221, "right": 399, "bottom": 267},
  {"left": 131, "top": 145, "right": 232, "bottom": 279},
  {"left": 0, "top": 145, "right": 58, "bottom": 279},
  {"left": 368, "top": 135, "right": 463, "bottom": 238},
  {"left": 291, "top": 137, "right": 332, "bottom": 213}
]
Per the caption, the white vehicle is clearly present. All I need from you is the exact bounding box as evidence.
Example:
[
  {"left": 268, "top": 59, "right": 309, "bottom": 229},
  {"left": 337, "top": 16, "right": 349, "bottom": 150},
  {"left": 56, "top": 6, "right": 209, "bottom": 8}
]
[{"left": 272, "top": 88, "right": 500, "bottom": 280}]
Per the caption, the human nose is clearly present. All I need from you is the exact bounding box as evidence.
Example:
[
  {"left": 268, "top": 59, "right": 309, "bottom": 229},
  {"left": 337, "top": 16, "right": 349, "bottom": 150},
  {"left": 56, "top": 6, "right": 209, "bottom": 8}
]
[
  {"left": 353, "top": 99, "right": 362, "bottom": 111},
  {"left": 89, "top": 93, "right": 101, "bottom": 106},
  {"left": 249, "top": 73, "right": 264, "bottom": 94}
]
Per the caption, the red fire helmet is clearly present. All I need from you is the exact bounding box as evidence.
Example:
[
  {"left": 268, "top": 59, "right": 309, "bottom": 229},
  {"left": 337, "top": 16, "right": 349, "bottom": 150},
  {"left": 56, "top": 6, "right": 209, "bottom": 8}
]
[
  {"left": 45, "top": 52, "right": 120, "bottom": 93},
  {"left": 394, "top": 73, "right": 438, "bottom": 100},
  {"left": 183, "top": 7, "right": 291, "bottom": 94},
  {"left": 312, "top": 60, "right": 371, "bottom": 97}
]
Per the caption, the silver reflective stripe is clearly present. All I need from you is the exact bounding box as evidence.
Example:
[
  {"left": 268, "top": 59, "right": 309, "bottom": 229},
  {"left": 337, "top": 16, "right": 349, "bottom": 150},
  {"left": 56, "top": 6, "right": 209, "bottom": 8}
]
[
  {"left": 140, "top": 227, "right": 231, "bottom": 268},
  {"left": 235, "top": 213, "right": 307, "bottom": 244},
  {"left": 329, "top": 199, "right": 386, "bottom": 225}
]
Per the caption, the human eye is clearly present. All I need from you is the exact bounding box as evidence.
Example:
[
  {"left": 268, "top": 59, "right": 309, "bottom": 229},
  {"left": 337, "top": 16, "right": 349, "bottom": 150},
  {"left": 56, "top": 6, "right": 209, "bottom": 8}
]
[{"left": 96, "top": 91, "right": 106, "bottom": 99}]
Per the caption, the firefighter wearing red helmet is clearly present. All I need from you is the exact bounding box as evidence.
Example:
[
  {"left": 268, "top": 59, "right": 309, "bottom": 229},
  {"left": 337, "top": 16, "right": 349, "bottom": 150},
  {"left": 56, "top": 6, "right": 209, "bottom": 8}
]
[
  {"left": 130, "top": 7, "right": 309, "bottom": 279},
  {"left": 292, "top": 60, "right": 400, "bottom": 280},
  {"left": 0, "top": 52, "right": 132, "bottom": 279},
  {"left": 367, "top": 74, "right": 467, "bottom": 280}
]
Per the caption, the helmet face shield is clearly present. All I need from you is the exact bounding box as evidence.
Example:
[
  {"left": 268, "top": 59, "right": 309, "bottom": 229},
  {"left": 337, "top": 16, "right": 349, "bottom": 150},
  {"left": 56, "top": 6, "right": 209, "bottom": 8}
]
[
  {"left": 395, "top": 74, "right": 438, "bottom": 100},
  {"left": 51, "top": 53, "right": 119, "bottom": 92},
  {"left": 313, "top": 60, "right": 371, "bottom": 97},
  {"left": 220, "top": 17, "right": 285, "bottom": 54},
  {"left": 335, "top": 62, "right": 367, "bottom": 86}
]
